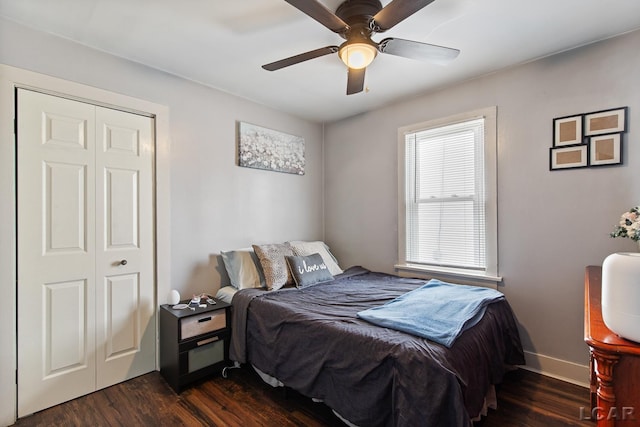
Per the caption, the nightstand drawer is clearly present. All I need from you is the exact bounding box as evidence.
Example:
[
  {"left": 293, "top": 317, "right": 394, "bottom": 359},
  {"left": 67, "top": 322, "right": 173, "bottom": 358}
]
[
  {"left": 181, "top": 311, "right": 226, "bottom": 339},
  {"left": 187, "top": 338, "right": 225, "bottom": 373}
]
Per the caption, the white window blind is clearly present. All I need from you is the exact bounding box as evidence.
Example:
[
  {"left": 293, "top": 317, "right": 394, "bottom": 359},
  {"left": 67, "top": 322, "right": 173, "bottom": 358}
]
[{"left": 404, "top": 118, "right": 486, "bottom": 271}]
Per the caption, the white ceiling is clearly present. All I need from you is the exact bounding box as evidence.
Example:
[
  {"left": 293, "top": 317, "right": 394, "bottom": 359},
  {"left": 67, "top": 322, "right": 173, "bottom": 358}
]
[{"left": 2, "top": 0, "right": 640, "bottom": 122}]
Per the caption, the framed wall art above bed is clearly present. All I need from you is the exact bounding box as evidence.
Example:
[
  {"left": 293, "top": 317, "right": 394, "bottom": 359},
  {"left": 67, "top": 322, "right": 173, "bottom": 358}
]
[{"left": 236, "top": 121, "right": 305, "bottom": 175}]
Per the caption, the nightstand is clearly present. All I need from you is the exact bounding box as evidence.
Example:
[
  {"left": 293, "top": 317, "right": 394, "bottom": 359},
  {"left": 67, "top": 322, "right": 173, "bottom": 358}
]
[{"left": 160, "top": 299, "right": 231, "bottom": 393}]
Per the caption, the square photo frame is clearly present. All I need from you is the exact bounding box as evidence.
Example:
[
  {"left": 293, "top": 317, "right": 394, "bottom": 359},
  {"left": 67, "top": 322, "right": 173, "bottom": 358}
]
[
  {"left": 584, "top": 107, "right": 627, "bottom": 136},
  {"left": 553, "top": 115, "right": 583, "bottom": 146},
  {"left": 589, "top": 133, "right": 622, "bottom": 167},
  {"left": 550, "top": 144, "right": 588, "bottom": 170}
]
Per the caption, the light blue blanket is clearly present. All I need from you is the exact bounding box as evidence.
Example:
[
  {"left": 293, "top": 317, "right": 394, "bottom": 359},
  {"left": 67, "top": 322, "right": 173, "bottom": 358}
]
[{"left": 357, "top": 279, "right": 504, "bottom": 348}]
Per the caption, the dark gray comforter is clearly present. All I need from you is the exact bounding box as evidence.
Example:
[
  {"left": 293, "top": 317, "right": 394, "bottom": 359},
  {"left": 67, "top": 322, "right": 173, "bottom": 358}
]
[{"left": 230, "top": 267, "right": 524, "bottom": 427}]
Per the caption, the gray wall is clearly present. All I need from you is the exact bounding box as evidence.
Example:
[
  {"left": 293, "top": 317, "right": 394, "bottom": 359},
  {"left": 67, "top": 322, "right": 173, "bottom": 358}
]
[
  {"left": 0, "top": 19, "right": 325, "bottom": 423},
  {"left": 2, "top": 14, "right": 640, "bottom": 423},
  {"left": 324, "top": 29, "right": 640, "bottom": 379},
  {"left": 1, "top": 19, "right": 325, "bottom": 423},
  {"left": 0, "top": 18, "right": 325, "bottom": 298}
]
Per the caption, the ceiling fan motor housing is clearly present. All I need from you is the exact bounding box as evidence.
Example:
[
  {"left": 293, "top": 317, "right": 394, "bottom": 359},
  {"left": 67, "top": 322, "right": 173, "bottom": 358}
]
[{"left": 335, "top": 0, "right": 383, "bottom": 39}]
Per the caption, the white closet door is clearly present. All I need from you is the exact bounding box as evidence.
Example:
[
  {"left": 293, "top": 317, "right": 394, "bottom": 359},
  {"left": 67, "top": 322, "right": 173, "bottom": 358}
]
[
  {"left": 17, "top": 89, "right": 156, "bottom": 416},
  {"left": 17, "top": 89, "right": 98, "bottom": 416},
  {"left": 95, "top": 106, "right": 155, "bottom": 389}
]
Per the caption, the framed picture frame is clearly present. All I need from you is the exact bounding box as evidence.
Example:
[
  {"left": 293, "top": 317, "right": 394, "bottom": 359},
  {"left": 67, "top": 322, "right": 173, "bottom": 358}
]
[
  {"left": 237, "top": 121, "right": 305, "bottom": 175},
  {"left": 589, "top": 133, "right": 622, "bottom": 167},
  {"left": 584, "top": 107, "right": 627, "bottom": 136},
  {"left": 553, "top": 115, "right": 583, "bottom": 146},
  {"left": 550, "top": 144, "right": 588, "bottom": 170}
]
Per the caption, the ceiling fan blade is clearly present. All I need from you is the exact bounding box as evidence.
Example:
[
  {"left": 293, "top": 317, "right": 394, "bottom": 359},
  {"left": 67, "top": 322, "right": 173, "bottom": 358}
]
[
  {"left": 379, "top": 37, "right": 459, "bottom": 65},
  {"left": 346, "top": 67, "right": 366, "bottom": 95},
  {"left": 262, "top": 46, "right": 339, "bottom": 71},
  {"left": 285, "top": 0, "right": 349, "bottom": 33},
  {"left": 372, "top": 0, "right": 436, "bottom": 32}
]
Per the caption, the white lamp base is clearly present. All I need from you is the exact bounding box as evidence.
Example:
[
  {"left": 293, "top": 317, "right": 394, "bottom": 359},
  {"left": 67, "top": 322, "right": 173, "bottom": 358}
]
[
  {"left": 169, "top": 289, "right": 181, "bottom": 305},
  {"left": 602, "top": 252, "right": 640, "bottom": 343}
]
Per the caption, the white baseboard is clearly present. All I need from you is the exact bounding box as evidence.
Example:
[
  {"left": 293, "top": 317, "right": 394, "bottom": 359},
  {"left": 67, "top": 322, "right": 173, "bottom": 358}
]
[{"left": 521, "top": 350, "right": 590, "bottom": 388}]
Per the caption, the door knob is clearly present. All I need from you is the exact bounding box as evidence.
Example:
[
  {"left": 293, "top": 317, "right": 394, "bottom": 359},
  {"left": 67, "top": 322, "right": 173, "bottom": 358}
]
[{"left": 119, "top": 259, "right": 128, "bottom": 266}]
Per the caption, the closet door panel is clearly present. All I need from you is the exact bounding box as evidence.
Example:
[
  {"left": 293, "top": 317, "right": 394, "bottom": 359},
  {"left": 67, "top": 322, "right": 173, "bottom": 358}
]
[
  {"left": 17, "top": 89, "right": 97, "bottom": 417},
  {"left": 95, "top": 106, "right": 155, "bottom": 390}
]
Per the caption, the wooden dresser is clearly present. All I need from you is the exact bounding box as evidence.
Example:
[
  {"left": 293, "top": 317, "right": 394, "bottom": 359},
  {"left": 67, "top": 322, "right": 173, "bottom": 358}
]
[{"left": 584, "top": 265, "right": 640, "bottom": 426}]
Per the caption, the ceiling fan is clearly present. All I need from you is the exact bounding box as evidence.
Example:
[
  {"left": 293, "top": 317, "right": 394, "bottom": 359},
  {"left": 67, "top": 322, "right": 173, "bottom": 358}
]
[{"left": 262, "top": 0, "right": 460, "bottom": 95}]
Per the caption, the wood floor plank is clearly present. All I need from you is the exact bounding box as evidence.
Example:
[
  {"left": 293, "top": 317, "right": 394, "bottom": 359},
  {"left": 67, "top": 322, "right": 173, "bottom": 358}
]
[{"left": 13, "top": 366, "right": 591, "bottom": 426}]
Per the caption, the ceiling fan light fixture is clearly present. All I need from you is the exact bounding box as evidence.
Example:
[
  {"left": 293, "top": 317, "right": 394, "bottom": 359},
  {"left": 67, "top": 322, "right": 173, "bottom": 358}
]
[{"left": 339, "top": 41, "right": 377, "bottom": 69}]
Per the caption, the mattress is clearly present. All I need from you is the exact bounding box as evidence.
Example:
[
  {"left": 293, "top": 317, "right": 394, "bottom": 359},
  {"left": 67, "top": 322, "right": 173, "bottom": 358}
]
[{"left": 230, "top": 266, "right": 524, "bottom": 426}]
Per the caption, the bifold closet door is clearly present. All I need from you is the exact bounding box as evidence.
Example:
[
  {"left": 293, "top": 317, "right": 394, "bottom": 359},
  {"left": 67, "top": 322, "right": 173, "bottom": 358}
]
[{"left": 17, "top": 89, "right": 155, "bottom": 416}]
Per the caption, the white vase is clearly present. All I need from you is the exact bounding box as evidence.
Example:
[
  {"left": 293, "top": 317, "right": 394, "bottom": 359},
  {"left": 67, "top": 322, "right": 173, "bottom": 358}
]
[{"left": 602, "top": 252, "right": 640, "bottom": 343}]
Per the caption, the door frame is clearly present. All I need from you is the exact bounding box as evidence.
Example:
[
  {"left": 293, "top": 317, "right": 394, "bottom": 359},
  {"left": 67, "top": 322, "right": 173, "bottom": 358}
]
[{"left": 0, "top": 64, "right": 171, "bottom": 425}]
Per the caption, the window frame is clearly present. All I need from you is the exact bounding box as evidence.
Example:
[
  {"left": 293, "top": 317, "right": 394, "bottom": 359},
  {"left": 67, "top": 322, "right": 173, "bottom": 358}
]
[{"left": 396, "top": 106, "right": 500, "bottom": 284}]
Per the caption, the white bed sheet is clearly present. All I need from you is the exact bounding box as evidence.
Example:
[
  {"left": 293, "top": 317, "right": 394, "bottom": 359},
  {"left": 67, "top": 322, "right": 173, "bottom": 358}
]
[{"left": 215, "top": 285, "right": 237, "bottom": 304}]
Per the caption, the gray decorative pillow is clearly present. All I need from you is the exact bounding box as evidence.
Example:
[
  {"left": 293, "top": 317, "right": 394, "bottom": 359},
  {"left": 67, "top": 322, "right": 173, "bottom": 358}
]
[
  {"left": 287, "top": 240, "right": 343, "bottom": 275},
  {"left": 252, "top": 243, "right": 295, "bottom": 291},
  {"left": 286, "top": 253, "right": 334, "bottom": 288}
]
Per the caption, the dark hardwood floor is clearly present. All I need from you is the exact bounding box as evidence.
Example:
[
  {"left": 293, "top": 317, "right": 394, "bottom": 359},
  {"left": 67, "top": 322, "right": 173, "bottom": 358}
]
[{"left": 13, "top": 366, "right": 592, "bottom": 427}]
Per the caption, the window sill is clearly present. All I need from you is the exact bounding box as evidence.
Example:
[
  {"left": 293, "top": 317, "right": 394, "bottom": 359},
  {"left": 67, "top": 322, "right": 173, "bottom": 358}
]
[{"left": 394, "top": 263, "right": 503, "bottom": 287}]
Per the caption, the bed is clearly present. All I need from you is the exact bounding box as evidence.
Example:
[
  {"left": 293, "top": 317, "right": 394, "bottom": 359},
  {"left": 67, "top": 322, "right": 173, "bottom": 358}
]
[{"left": 217, "top": 243, "right": 524, "bottom": 427}]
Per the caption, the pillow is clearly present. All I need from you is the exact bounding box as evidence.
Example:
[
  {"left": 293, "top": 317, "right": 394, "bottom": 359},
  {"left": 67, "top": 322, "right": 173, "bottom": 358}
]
[
  {"left": 252, "top": 243, "right": 295, "bottom": 291},
  {"left": 286, "top": 253, "right": 334, "bottom": 288},
  {"left": 287, "top": 240, "right": 343, "bottom": 276},
  {"left": 220, "top": 248, "right": 266, "bottom": 290}
]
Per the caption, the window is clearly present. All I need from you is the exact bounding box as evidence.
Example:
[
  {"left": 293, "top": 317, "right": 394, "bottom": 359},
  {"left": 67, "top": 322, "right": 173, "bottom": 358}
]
[{"left": 397, "top": 107, "right": 499, "bottom": 282}]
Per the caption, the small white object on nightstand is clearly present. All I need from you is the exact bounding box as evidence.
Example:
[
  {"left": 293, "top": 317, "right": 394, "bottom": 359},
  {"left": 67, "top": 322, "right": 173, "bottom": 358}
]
[{"left": 169, "top": 289, "right": 180, "bottom": 305}]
